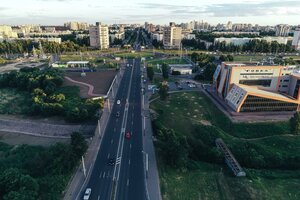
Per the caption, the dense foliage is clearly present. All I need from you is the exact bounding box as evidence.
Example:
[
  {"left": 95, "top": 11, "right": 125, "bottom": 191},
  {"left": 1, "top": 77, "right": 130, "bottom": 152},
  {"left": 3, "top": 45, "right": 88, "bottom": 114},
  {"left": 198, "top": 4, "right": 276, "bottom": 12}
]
[
  {"left": 146, "top": 66, "right": 154, "bottom": 81},
  {"left": 0, "top": 40, "right": 83, "bottom": 55},
  {"left": 0, "top": 132, "right": 87, "bottom": 200},
  {"left": 0, "top": 68, "right": 103, "bottom": 122}
]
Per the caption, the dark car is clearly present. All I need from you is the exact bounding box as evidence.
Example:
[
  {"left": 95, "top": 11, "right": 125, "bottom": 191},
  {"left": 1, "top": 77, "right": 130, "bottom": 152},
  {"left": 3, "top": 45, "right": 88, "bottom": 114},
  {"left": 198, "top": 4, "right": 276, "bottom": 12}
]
[
  {"left": 116, "top": 111, "right": 120, "bottom": 118},
  {"left": 125, "top": 132, "right": 131, "bottom": 139},
  {"left": 107, "top": 158, "right": 115, "bottom": 166}
]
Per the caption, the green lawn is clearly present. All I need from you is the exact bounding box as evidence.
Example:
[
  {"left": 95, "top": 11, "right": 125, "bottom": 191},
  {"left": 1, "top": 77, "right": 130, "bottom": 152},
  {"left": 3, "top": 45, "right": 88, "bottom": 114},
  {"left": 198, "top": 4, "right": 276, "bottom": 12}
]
[
  {"left": 233, "top": 55, "right": 266, "bottom": 62},
  {"left": 150, "top": 91, "right": 300, "bottom": 200},
  {"left": 114, "top": 52, "right": 153, "bottom": 58},
  {"left": 0, "top": 88, "right": 32, "bottom": 114},
  {"left": 147, "top": 57, "right": 189, "bottom": 66}
]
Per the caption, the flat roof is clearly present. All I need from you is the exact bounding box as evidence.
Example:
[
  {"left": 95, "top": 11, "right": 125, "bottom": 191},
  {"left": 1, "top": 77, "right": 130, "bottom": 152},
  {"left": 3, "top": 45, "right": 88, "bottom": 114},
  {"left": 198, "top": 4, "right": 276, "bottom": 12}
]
[
  {"left": 223, "top": 62, "right": 280, "bottom": 67},
  {"left": 67, "top": 61, "right": 89, "bottom": 64},
  {"left": 237, "top": 84, "right": 299, "bottom": 104}
]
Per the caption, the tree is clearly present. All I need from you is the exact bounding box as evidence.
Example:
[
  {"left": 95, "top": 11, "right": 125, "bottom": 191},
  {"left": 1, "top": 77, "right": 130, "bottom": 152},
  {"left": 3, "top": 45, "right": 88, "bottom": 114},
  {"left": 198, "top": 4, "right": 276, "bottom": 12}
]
[
  {"left": 158, "top": 82, "right": 169, "bottom": 100},
  {"left": 71, "top": 132, "right": 88, "bottom": 159},
  {"left": 146, "top": 66, "right": 154, "bottom": 81},
  {"left": 161, "top": 63, "right": 169, "bottom": 80},
  {"left": 203, "top": 63, "right": 217, "bottom": 81},
  {"left": 157, "top": 128, "right": 189, "bottom": 168},
  {"left": 290, "top": 112, "right": 300, "bottom": 134}
]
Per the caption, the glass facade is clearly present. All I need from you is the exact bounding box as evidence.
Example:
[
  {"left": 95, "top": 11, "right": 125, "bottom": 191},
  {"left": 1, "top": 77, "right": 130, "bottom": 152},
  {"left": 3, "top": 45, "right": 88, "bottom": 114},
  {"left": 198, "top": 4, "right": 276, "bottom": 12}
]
[
  {"left": 239, "top": 79, "right": 272, "bottom": 87},
  {"left": 240, "top": 95, "right": 298, "bottom": 112}
]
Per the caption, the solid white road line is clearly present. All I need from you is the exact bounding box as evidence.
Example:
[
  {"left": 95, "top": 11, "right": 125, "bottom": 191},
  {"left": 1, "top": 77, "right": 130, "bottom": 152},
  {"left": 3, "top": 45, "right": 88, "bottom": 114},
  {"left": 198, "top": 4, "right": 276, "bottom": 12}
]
[
  {"left": 127, "top": 178, "right": 129, "bottom": 186},
  {"left": 98, "top": 195, "right": 100, "bottom": 200},
  {"left": 111, "top": 139, "right": 113, "bottom": 144},
  {"left": 129, "top": 159, "right": 131, "bottom": 165},
  {"left": 99, "top": 172, "right": 103, "bottom": 178},
  {"left": 130, "top": 144, "right": 132, "bottom": 149},
  {"left": 103, "top": 172, "right": 106, "bottom": 178},
  {"left": 107, "top": 153, "right": 110, "bottom": 159}
]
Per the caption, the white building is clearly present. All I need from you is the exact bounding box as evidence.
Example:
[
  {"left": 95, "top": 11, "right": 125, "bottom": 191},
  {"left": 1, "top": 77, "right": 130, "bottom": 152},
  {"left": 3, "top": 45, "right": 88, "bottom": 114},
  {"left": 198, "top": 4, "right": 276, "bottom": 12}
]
[
  {"left": 89, "top": 22, "right": 109, "bottom": 49},
  {"left": 214, "top": 37, "right": 289, "bottom": 46},
  {"left": 151, "top": 32, "right": 163, "bottom": 41},
  {"left": 0, "top": 25, "right": 18, "bottom": 38},
  {"left": 292, "top": 29, "right": 300, "bottom": 50}
]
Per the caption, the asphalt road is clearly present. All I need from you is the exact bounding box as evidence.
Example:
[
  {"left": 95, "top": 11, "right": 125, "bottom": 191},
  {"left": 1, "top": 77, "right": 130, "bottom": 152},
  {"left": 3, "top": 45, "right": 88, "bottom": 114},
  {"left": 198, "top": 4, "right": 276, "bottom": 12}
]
[{"left": 85, "top": 59, "right": 146, "bottom": 200}]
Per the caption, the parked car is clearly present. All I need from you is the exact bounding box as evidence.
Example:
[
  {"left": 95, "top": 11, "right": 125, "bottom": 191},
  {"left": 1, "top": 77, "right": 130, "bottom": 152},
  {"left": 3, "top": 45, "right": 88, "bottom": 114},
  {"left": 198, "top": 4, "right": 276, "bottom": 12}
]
[
  {"left": 83, "top": 188, "right": 91, "bottom": 200},
  {"left": 116, "top": 111, "right": 120, "bottom": 118}
]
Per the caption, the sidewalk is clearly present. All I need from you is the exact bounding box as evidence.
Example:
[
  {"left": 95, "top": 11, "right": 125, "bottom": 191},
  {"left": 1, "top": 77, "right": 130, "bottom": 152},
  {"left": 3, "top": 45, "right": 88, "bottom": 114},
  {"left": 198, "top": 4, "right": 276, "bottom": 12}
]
[
  {"left": 142, "top": 68, "right": 162, "bottom": 200},
  {"left": 63, "top": 67, "right": 125, "bottom": 200}
]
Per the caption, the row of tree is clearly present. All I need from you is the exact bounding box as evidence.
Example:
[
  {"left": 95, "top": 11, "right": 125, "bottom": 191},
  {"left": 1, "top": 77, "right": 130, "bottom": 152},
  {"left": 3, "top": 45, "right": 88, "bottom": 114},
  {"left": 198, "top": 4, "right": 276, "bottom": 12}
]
[
  {"left": 0, "top": 40, "right": 84, "bottom": 55},
  {"left": 183, "top": 38, "right": 295, "bottom": 53}
]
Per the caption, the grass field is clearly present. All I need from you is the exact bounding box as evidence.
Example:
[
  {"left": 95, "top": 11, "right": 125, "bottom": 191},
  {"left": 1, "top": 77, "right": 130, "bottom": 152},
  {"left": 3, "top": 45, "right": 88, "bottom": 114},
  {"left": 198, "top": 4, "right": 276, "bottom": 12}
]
[
  {"left": 147, "top": 57, "right": 189, "bottom": 66},
  {"left": 0, "top": 88, "right": 32, "bottom": 114},
  {"left": 150, "top": 91, "right": 300, "bottom": 200},
  {"left": 114, "top": 51, "right": 153, "bottom": 58}
]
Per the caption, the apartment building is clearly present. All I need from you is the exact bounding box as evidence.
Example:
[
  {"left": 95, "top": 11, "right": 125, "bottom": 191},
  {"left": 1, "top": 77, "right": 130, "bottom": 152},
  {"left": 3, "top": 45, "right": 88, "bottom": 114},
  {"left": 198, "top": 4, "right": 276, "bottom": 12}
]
[
  {"left": 89, "top": 22, "right": 109, "bottom": 49},
  {"left": 163, "top": 23, "right": 182, "bottom": 49},
  {"left": 275, "top": 24, "right": 290, "bottom": 37},
  {"left": 292, "top": 29, "right": 300, "bottom": 50},
  {"left": 213, "top": 62, "right": 300, "bottom": 112},
  {"left": 0, "top": 25, "right": 18, "bottom": 38}
]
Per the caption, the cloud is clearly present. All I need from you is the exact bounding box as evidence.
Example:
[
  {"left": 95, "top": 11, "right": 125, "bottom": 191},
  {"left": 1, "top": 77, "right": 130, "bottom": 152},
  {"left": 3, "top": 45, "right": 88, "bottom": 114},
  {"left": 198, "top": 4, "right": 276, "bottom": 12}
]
[{"left": 138, "top": 1, "right": 300, "bottom": 18}]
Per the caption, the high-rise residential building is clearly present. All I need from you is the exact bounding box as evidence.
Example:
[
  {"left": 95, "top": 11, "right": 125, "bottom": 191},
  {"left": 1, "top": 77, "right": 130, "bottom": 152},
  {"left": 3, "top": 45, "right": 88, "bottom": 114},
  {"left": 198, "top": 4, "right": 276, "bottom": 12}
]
[
  {"left": 163, "top": 23, "right": 182, "bottom": 49},
  {"left": 292, "top": 28, "right": 300, "bottom": 50},
  {"left": 226, "top": 21, "right": 233, "bottom": 30},
  {"left": 89, "top": 22, "right": 109, "bottom": 49},
  {"left": 275, "top": 24, "right": 290, "bottom": 36}
]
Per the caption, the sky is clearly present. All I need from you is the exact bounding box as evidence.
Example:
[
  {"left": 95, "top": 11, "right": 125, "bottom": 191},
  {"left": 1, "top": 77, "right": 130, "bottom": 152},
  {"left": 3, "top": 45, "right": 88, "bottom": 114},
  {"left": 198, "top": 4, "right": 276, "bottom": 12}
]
[{"left": 1, "top": 0, "right": 300, "bottom": 26}]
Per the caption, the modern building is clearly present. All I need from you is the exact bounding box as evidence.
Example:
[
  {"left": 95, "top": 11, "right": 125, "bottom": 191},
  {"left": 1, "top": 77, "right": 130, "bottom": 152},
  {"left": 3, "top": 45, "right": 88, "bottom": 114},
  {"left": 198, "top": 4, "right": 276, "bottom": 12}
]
[
  {"left": 163, "top": 23, "right": 182, "bottom": 49},
  {"left": 89, "top": 22, "right": 109, "bottom": 49},
  {"left": 213, "top": 62, "right": 300, "bottom": 112},
  {"left": 64, "top": 22, "right": 89, "bottom": 30},
  {"left": 292, "top": 29, "right": 300, "bottom": 50},
  {"left": 275, "top": 24, "right": 290, "bottom": 37}
]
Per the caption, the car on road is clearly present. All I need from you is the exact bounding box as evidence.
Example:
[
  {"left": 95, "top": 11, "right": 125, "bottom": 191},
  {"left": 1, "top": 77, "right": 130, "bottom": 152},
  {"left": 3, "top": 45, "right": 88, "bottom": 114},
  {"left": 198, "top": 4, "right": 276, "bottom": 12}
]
[
  {"left": 83, "top": 188, "right": 91, "bottom": 200},
  {"left": 125, "top": 132, "right": 131, "bottom": 139},
  {"left": 107, "top": 158, "right": 115, "bottom": 166},
  {"left": 117, "top": 100, "right": 121, "bottom": 105},
  {"left": 116, "top": 111, "right": 120, "bottom": 118}
]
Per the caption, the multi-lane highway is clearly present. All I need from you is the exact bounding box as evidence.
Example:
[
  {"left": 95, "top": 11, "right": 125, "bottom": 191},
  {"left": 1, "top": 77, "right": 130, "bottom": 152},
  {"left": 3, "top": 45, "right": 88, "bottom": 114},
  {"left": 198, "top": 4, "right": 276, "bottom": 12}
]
[{"left": 86, "top": 59, "right": 146, "bottom": 200}]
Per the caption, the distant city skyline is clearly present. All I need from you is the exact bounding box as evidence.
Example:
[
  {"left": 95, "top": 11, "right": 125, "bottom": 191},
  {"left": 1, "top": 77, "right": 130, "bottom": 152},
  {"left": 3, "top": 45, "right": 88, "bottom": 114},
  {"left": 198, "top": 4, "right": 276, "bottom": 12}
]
[{"left": 1, "top": 0, "right": 300, "bottom": 26}]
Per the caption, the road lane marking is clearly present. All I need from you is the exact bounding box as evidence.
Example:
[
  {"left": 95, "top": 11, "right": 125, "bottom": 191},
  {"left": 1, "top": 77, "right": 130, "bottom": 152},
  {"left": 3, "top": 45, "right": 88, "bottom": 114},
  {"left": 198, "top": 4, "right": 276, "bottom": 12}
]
[
  {"left": 103, "top": 172, "right": 106, "bottom": 178},
  {"left": 130, "top": 144, "right": 132, "bottom": 149},
  {"left": 98, "top": 195, "right": 100, "bottom": 200},
  {"left": 111, "top": 139, "right": 113, "bottom": 144},
  {"left": 107, "top": 153, "right": 110, "bottom": 159},
  {"left": 127, "top": 178, "right": 129, "bottom": 186},
  {"left": 114, "top": 127, "right": 116, "bottom": 132},
  {"left": 99, "top": 172, "right": 102, "bottom": 178},
  {"left": 132, "top": 121, "right": 133, "bottom": 125},
  {"left": 129, "top": 159, "right": 131, "bottom": 165}
]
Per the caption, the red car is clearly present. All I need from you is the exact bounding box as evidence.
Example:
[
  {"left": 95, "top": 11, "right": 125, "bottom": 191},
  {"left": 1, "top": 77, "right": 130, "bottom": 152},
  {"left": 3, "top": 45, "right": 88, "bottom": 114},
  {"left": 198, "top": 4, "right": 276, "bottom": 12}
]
[{"left": 125, "top": 132, "right": 131, "bottom": 139}]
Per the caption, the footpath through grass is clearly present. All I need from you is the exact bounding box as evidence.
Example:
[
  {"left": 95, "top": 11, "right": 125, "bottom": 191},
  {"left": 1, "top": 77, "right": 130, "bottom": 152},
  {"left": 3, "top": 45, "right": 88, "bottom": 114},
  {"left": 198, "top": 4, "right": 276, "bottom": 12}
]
[{"left": 150, "top": 91, "right": 300, "bottom": 200}]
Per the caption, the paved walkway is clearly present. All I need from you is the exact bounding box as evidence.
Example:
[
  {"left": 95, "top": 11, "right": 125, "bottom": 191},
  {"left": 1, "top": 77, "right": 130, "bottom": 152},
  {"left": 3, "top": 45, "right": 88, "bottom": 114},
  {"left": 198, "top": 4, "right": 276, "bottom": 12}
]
[
  {"left": 64, "top": 76, "right": 103, "bottom": 97},
  {"left": 0, "top": 118, "right": 95, "bottom": 138},
  {"left": 142, "top": 67, "right": 162, "bottom": 200}
]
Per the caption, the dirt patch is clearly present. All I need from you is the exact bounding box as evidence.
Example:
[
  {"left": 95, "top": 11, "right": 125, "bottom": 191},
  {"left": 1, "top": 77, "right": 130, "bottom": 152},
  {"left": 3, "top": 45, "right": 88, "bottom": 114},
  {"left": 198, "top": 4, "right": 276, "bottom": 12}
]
[
  {"left": 64, "top": 71, "right": 117, "bottom": 98},
  {"left": 0, "top": 131, "right": 70, "bottom": 146},
  {"left": 200, "top": 120, "right": 212, "bottom": 126}
]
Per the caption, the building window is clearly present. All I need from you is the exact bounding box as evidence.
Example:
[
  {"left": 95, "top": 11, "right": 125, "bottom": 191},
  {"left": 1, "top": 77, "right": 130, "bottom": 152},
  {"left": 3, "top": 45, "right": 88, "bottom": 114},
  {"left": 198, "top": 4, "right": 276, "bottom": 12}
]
[{"left": 239, "top": 79, "right": 272, "bottom": 87}]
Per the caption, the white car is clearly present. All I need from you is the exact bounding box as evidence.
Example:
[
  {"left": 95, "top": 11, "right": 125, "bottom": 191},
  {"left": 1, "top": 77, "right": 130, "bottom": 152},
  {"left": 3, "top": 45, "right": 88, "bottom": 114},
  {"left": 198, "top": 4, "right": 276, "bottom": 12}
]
[
  {"left": 117, "top": 100, "right": 121, "bottom": 105},
  {"left": 83, "top": 188, "right": 91, "bottom": 200}
]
